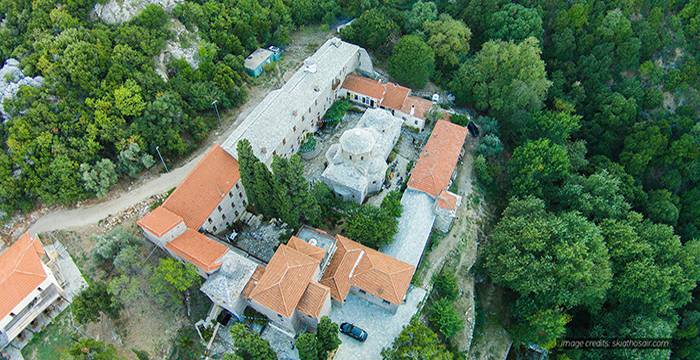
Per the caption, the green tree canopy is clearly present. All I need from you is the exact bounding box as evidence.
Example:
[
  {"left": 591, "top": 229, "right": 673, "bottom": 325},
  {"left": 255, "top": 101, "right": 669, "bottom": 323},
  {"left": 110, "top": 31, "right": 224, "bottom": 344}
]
[
  {"left": 485, "top": 3, "right": 543, "bottom": 43},
  {"left": 508, "top": 139, "right": 571, "bottom": 201},
  {"left": 72, "top": 281, "right": 122, "bottom": 324},
  {"left": 230, "top": 323, "right": 277, "bottom": 360},
  {"left": 450, "top": 37, "right": 551, "bottom": 116},
  {"left": 381, "top": 318, "right": 452, "bottom": 360},
  {"left": 340, "top": 9, "right": 399, "bottom": 51},
  {"left": 423, "top": 14, "right": 471, "bottom": 76},
  {"left": 427, "top": 298, "right": 463, "bottom": 338},
  {"left": 388, "top": 35, "right": 435, "bottom": 89}
]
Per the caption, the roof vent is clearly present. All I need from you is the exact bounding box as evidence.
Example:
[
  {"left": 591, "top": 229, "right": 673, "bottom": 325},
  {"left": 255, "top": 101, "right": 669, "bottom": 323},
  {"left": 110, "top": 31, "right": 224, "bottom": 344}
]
[
  {"left": 314, "top": 85, "right": 320, "bottom": 92},
  {"left": 303, "top": 59, "right": 317, "bottom": 73},
  {"left": 331, "top": 37, "right": 342, "bottom": 47},
  {"left": 309, "top": 238, "right": 318, "bottom": 246}
]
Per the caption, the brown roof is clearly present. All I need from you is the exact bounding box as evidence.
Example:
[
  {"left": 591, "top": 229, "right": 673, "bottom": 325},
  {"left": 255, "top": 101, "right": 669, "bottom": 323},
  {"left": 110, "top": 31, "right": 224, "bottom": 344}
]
[
  {"left": 341, "top": 74, "right": 385, "bottom": 99},
  {"left": 249, "top": 245, "right": 320, "bottom": 317},
  {"left": 400, "top": 96, "right": 433, "bottom": 120},
  {"left": 381, "top": 82, "right": 410, "bottom": 110},
  {"left": 321, "top": 235, "right": 415, "bottom": 305},
  {"left": 0, "top": 233, "right": 48, "bottom": 319},
  {"left": 165, "top": 229, "right": 228, "bottom": 273},
  {"left": 436, "top": 190, "right": 459, "bottom": 210},
  {"left": 407, "top": 120, "right": 468, "bottom": 197},
  {"left": 161, "top": 145, "right": 240, "bottom": 229},
  {"left": 287, "top": 236, "right": 325, "bottom": 262},
  {"left": 242, "top": 265, "right": 266, "bottom": 298},
  {"left": 137, "top": 206, "right": 183, "bottom": 237},
  {"left": 296, "top": 281, "right": 330, "bottom": 318}
]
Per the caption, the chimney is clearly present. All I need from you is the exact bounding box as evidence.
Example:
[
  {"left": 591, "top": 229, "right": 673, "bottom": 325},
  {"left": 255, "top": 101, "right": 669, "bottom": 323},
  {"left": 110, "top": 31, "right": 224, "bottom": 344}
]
[
  {"left": 410, "top": 104, "right": 415, "bottom": 116},
  {"left": 303, "top": 59, "right": 317, "bottom": 73}
]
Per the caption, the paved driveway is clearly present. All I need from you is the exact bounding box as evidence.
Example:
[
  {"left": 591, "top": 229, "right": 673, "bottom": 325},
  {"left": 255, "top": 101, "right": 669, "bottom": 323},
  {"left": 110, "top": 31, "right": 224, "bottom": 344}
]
[{"left": 329, "top": 286, "right": 427, "bottom": 360}]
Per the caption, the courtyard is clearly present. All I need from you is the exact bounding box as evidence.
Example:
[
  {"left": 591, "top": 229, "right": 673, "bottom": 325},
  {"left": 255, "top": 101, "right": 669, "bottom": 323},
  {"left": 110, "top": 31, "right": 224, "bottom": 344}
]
[{"left": 328, "top": 286, "right": 427, "bottom": 360}]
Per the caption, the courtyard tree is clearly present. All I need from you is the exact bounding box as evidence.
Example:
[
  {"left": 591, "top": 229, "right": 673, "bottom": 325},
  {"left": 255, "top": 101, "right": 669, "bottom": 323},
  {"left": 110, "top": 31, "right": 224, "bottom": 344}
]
[
  {"left": 317, "top": 316, "right": 341, "bottom": 357},
  {"left": 230, "top": 323, "right": 277, "bottom": 360},
  {"left": 450, "top": 37, "right": 551, "bottom": 116},
  {"left": 345, "top": 204, "right": 398, "bottom": 249},
  {"left": 381, "top": 318, "right": 452, "bottom": 360},
  {"left": 388, "top": 35, "right": 435, "bottom": 89},
  {"left": 72, "top": 281, "right": 122, "bottom": 324},
  {"left": 295, "top": 332, "right": 319, "bottom": 360},
  {"left": 271, "top": 155, "right": 322, "bottom": 229},
  {"left": 237, "top": 139, "right": 274, "bottom": 217}
]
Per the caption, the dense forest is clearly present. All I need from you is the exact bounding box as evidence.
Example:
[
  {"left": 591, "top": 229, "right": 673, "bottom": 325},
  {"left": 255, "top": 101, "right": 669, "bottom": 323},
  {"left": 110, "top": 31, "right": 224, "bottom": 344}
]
[{"left": 1, "top": 0, "right": 700, "bottom": 358}]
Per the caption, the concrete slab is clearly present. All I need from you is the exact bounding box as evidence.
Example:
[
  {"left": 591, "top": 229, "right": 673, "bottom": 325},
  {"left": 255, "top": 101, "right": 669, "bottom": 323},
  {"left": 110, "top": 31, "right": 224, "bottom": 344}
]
[{"left": 329, "top": 286, "right": 427, "bottom": 360}]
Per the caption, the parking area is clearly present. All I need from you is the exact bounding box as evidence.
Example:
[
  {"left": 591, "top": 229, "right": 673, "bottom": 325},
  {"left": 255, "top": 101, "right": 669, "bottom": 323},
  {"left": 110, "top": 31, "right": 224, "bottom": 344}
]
[{"left": 329, "top": 286, "right": 427, "bottom": 360}]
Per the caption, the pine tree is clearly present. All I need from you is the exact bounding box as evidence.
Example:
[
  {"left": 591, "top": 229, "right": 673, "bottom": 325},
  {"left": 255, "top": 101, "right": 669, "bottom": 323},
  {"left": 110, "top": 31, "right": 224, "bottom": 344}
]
[{"left": 236, "top": 139, "right": 260, "bottom": 209}]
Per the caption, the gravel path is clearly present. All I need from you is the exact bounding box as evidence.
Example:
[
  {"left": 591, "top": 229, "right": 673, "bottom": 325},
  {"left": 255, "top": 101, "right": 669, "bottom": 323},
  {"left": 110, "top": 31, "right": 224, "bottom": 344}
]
[{"left": 29, "top": 28, "right": 334, "bottom": 235}]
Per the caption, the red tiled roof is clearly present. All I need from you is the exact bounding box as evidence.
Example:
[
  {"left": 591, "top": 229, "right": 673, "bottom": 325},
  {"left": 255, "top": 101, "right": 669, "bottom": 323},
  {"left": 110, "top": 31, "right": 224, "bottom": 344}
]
[
  {"left": 242, "top": 265, "right": 266, "bottom": 298},
  {"left": 381, "top": 82, "right": 410, "bottom": 110},
  {"left": 400, "top": 96, "right": 433, "bottom": 120},
  {"left": 407, "top": 120, "right": 468, "bottom": 197},
  {"left": 287, "top": 236, "right": 325, "bottom": 262},
  {"left": 296, "top": 281, "right": 330, "bottom": 318},
  {"left": 165, "top": 229, "right": 229, "bottom": 273},
  {"left": 321, "top": 235, "right": 415, "bottom": 305},
  {"left": 436, "top": 190, "right": 459, "bottom": 210},
  {"left": 161, "top": 145, "right": 240, "bottom": 229},
  {"left": 0, "top": 233, "right": 48, "bottom": 319},
  {"left": 137, "top": 206, "right": 183, "bottom": 237},
  {"left": 249, "top": 245, "right": 320, "bottom": 317},
  {"left": 341, "top": 74, "right": 385, "bottom": 99}
]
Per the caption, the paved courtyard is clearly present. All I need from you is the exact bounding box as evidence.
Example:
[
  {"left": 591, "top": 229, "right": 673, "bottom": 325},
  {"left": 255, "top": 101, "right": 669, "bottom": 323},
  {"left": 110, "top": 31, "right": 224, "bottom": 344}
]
[{"left": 329, "top": 286, "right": 427, "bottom": 360}]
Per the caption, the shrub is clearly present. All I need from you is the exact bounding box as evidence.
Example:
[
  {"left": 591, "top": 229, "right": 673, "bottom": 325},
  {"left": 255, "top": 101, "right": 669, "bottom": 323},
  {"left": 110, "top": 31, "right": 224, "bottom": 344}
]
[
  {"left": 427, "top": 298, "right": 464, "bottom": 338},
  {"left": 433, "top": 270, "right": 459, "bottom": 300}
]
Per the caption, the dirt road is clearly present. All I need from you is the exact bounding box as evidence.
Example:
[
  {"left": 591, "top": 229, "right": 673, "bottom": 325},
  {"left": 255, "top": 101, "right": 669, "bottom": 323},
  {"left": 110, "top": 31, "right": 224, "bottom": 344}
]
[{"left": 29, "top": 28, "right": 333, "bottom": 235}]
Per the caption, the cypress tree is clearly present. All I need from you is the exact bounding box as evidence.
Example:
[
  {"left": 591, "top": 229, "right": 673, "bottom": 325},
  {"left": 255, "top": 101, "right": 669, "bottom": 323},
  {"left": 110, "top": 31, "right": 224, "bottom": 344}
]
[
  {"left": 252, "top": 162, "right": 277, "bottom": 219},
  {"left": 236, "top": 139, "right": 259, "bottom": 209}
]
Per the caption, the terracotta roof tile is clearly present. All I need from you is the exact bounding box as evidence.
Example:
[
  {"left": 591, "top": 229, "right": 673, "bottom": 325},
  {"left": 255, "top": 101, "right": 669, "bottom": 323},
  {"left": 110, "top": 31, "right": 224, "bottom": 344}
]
[
  {"left": 165, "top": 229, "right": 229, "bottom": 273},
  {"left": 242, "top": 265, "right": 266, "bottom": 298},
  {"left": 341, "top": 74, "right": 385, "bottom": 99},
  {"left": 0, "top": 233, "right": 48, "bottom": 319},
  {"left": 249, "top": 245, "right": 320, "bottom": 317},
  {"left": 381, "top": 83, "right": 410, "bottom": 110},
  {"left": 161, "top": 145, "right": 240, "bottom": 229},
  {"left": 321, "top": 235, "right": 415, "bottom": 305},
  {"left": 287, "top": 236, "right": 325, "bottom": 262},
  {"left": 296, "top": 281, "right": 330, "bottom": 318},
  {"left": 400, "top": 96, "right": 433, "bottom": 120},
  {"left": 407, "top": 120, "right": 468, "bottom": 197},
  {"left": 137, "top": 206, "right": 183, "bottom": 237},
  {"left": 436, "top": 190, "right": 459, "bottom": 210}
]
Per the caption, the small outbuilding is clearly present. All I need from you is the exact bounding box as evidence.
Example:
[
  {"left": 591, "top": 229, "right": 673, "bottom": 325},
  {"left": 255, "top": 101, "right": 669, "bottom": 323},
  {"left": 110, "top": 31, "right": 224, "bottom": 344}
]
[{"left": 244, "top": 46, "right": 281, "bottom": 78}]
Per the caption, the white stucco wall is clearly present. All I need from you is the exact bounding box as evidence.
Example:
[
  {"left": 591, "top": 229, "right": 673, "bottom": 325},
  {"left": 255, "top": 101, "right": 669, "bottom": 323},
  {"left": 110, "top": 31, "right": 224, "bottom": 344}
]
[
  {"left": 143, "top": 221, "right": 187, "bottom": 248},
  {"left": 200, "top": 180, "right": 247, "bottom": 234}
]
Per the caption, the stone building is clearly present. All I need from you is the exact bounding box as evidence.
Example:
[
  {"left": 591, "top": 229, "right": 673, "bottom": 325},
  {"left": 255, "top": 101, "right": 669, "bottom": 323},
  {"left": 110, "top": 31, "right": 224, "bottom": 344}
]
[
  {"left": 339, "top": 73, "right": 434, "bottom": 131},
  {"left": 321, "top": 108, "right": 402, "bottom": 203},
  {"left": 223, "top": 37, "right": 374, "bottom": 165}
]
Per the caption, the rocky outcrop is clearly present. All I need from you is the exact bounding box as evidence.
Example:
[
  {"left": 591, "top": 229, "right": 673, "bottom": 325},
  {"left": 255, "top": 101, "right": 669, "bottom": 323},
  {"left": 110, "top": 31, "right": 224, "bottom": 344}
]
[
  {"left": 0, "top": 59, "right": 44, "bottom": 121},
  {"left": 154, "top": 20, "right": 201, "bottom": 80},
  {"left": 93, "top": 0, "right": 184, "bottom": 24}
]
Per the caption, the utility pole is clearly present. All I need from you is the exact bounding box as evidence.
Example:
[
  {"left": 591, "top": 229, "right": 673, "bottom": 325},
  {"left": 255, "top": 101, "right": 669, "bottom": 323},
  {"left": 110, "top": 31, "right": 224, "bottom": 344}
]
[
  {"left": 212, "top": 100, "right": 221, "bottom": 127},
  {"left": 156, "top": 146, "right": 169, "bottom": 172}
]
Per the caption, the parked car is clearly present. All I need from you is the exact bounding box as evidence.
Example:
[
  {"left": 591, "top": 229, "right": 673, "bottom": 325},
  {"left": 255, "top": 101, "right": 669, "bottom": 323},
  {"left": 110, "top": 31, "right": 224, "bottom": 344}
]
[{"left": 340, "top": 322, "right": 368, "bottom": 342}]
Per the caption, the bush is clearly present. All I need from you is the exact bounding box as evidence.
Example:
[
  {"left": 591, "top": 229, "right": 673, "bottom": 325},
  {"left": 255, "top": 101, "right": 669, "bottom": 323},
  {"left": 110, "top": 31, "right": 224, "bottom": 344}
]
[
  {"left": 230, "top": 323, "right": 277, "bottom": 360},
  {"left": 323, "top": 99, "right": 351, "bottom": 128},
  {"left": 433, "top": 270, "right": 459, "bottom": 301},
  {"left": 295, "top": 333, "right": 318, "bottom": 360},
  {"left": 450, "top": 113, "right": 469, "bottom": 126},
  {"left": 299, "top": 134, "right": 317, "bottom": 153},
  {"left": 72, "top": 281, "right": 122, "bottom": 324},
  {"left": 427, "top": 298, "right": 464, "bottom": 338}
]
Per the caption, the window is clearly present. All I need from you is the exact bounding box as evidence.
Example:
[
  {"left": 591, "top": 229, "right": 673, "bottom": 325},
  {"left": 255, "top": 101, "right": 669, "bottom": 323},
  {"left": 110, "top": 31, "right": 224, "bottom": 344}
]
[
  {"left": 283, "top": 138, "right": 286, "bottom": 145},
  {"left": 235, "top": 183, "right": 240, "bottom": 189},
  {"left": 228, "top": 192, "right": 233, "bottom": 198},
  {"left": 222, "top": 214, "right": 226, "bottom": 220},
  {"left": 208, "top": 218, "right": 212, "bottom": 224},
  {"left": 218, "top": 206, "right": 222, "bottom": 212},
  {"left": 234, "top": 210, "right": 239, "bottom": 217},
  {"left": 360, "top": 156, "right": 364, "bottom": 161},
  {"left": 213, "top": 226, "right": 217, "bottom": 232},
  {"left": 239, "top": 192, "right": 243, "bottom": 198},
  {"left": 293, "top": 125, "right": 297, "bottom": 132},
  {"left": 277, "top": 314, "right": 283, "bottom": 319},
  {"left": 383, "top": 300, "right": 390, "bottom": 305},
  {"left": 359, "top": 289, "right": 366, "bottom": 294}
]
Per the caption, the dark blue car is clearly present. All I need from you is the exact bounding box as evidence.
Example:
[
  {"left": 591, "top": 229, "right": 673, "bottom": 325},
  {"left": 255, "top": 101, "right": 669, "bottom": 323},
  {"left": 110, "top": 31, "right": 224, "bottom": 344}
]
[{"left": 340, "top": 322, "right": 368, "bottom": 342}]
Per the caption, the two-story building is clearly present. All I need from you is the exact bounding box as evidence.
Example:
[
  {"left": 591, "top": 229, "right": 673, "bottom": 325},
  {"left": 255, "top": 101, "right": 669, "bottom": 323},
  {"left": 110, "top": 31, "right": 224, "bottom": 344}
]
[
  {"left": 0, "top": 234, "right": 63, "bottom": 349},
  {"left": 339, "top": 73, "right": 434, "bottom": 131}
]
